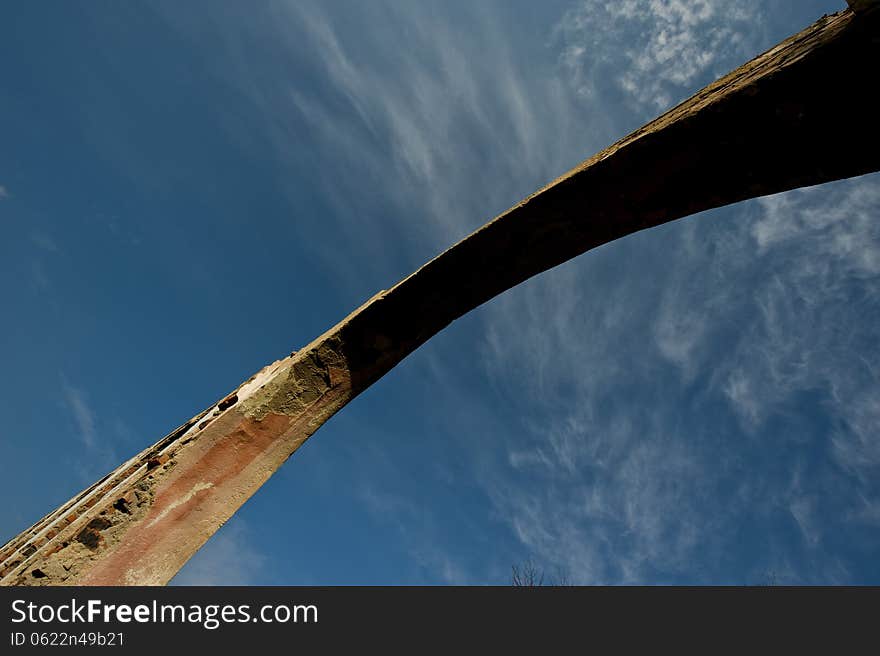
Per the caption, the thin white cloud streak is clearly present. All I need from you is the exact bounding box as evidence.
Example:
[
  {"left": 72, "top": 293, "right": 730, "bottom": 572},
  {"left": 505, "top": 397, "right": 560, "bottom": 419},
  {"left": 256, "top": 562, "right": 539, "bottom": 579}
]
[
  {"left": 59, "top": 377, "right": 128, "bottom": 487},
  {"left": 0, "top": 185, "right": 8, "bottom": 199},
  {"left": 358, "top": 480, "right": 473, "bottom": 584},
  {"left": 171, "top": 519, "right": 267, "bottom": 585},
  {"left": 62, "top": 381, "right": 98, "bottom": 449}
]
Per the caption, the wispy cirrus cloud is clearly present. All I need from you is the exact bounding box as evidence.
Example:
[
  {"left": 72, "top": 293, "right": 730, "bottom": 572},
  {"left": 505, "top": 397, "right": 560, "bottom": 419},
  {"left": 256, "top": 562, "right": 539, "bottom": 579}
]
[
  {"left": 61, "top": 380, "right": 98, "bottom": 450},
  {"left": 171, "top": 518, "right": 267, "bottom": 585},
  {"left": 556, "top": 0, "right": 767, "bottom": 115},
  {"left": 59, "top": 377, "right": 129, "bottom": 485},
  {"left": 161, "top": 0, "right": 596, "bottom": 286},
  {"left": 357, "top": 475, "right": 474, "bottom": 584}
]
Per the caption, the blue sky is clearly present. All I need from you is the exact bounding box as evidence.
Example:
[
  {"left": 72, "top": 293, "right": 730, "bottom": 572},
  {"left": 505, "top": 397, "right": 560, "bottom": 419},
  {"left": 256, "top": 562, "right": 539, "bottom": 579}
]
[{"left": 2, "top": 0, "right": 879, "bottom": 585}]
